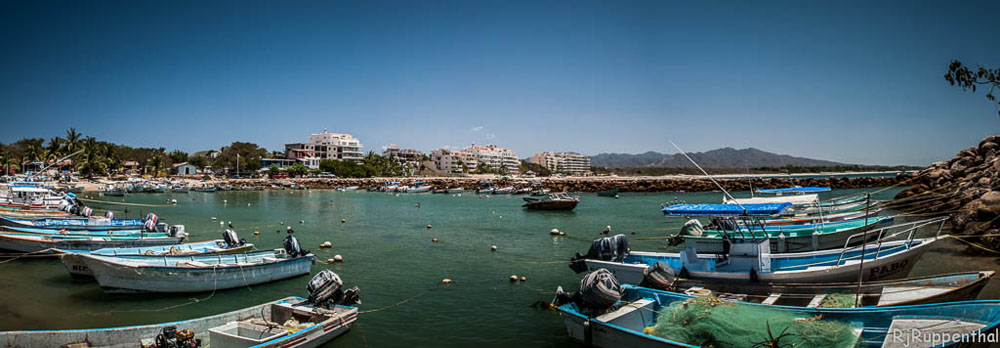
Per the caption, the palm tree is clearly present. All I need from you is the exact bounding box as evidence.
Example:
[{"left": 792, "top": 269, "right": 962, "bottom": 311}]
[{"left": 64, "top": 128, "right": 82, "bottom": 154}]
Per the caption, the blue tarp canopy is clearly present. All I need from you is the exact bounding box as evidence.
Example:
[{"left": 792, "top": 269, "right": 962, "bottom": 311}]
[
  {"left": 662, "top": 203, "right": 792, "bottom": 216},
  {"left": 757, "top": 187, "right": 831, "bottom": 194}
]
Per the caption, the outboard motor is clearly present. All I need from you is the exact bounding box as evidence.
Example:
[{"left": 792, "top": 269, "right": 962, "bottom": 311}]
[
  {"left": 283, "top": 235, "right": 309, "bottom": 258},
  {"left": 305, "top": 269, "right": 361, "bottom": 309},
  {"left": 145, "top": 213, "right": 158, "bottom": 224},
  {"left": 639, "top": 261, "right": 676, "bottom": 290},
  {"left": 681, "top": 219, "right": 704, "bottom": 236},
  {"left": 143, "top": 219, "right": 156, "bottom": 232},
  {"left": 81, "top": 206, "right": 93, "bottom": 218},
  {"left": 69, "top": 205, "right": 79, "bottom": 215},
  {"left": 569, "top": 234, "right": 631, "bottom": 273},
  {"left": 169, "top": 225, "right": 187, "bottom": 240},
  {"left": 553, "top": 269, "right": 623, "bottom": 312},
  {"left": 222, "top": 229, "right": 245, "bottom": 248},
  {"left": 105, "top": 211, "right": 114, "bottom": 219},
  {"left": 153, "top": 325, "right": 201, "bottom": 348}
]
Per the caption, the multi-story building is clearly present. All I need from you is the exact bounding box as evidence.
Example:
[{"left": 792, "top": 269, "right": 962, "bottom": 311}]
[
  {"left": 529, "top": 152, "right": 591, "bottom": 176},
  {"left": 465, "top": 144, "right": 519, "bottom": 173},
  {"left": 384, "top": 144, "right": 425, "bottom": 173},
  {"left": 431, "top": 149, "right": 476, "bottom": 173},
  {"left": 284, "top": 129, "right": 364, "bottom": 165},
  {"left": 282, "top": 147, "right": 321, "bottom": 169}
]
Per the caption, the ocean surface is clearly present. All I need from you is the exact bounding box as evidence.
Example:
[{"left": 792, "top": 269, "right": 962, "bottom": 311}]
[{"left": 1, "top": 187, "right": 996, "bottom": 347}]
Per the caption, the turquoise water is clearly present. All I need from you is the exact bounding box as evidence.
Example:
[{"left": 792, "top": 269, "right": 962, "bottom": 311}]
[{"left": 1, "top": 188, "right": 997, "bottom": 347}]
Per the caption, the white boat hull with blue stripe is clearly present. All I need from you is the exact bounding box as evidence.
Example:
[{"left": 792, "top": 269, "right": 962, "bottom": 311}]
[
  {"left": 78, "top": 250, "right": 313, "bottom": 293},
  {"left": 0, "top": 297, "right": 357, "bottom": 348}
]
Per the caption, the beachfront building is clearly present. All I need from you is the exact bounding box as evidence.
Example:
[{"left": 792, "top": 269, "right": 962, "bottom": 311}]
[
  {"left": 466, "top": 144, "right": 519, "bottom": 173},
  {"left": 260, "top": 158, "right": 297, "bottom": 169},
  {"left": 171, "top": 162, "right": 198, "bottom": 175},
  {"left": 529, "top": 152, "right": 591, "bottom": 176},
  {"left": 284, "top": 129, "right": 364, "bottom": 165},
  {"left": 384, "top": 144, "right": 425, "bottom": 173},
  {"left": 283, "top": 147, "right": 321, "bottom": 169},
  {"left": 431, "top": 149, "right": 475, "bottom": 173}
]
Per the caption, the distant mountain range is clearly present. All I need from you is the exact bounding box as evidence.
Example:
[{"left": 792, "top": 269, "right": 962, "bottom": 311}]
[{"left": 589, "top": 147, "right": 847, "bottom": 168}]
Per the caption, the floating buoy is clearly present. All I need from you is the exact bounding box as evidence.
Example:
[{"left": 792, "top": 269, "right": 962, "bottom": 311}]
[
  {"left": 223, "top": 199, "right": 227, "bottom": 204},
  {"left": 559, "top": 231, "right": 566, "bottom": 236},
  {"left": 603, "top": 225, "right": 611, "bottom": 235},
  {"left": 341, "top": 219, "right": 346, "bottom": 223},
  {"left": 550, "top": 228, "right": 560, "bottom": 235},
  {"left": 631, "top": 231, "right": 636, "bottom": 235},
  {"left": 171, "top": 199, "right": 177, "bottom": 204},
  {"left": 432, "top": 238, "right": 439, "bottom": 243},
  {"left": 327, "top": 258, "right": 335, "bottom": 263},
  {"left": 247, "top": 203, "right": 251, "bottom": 207},
  {"left": 279, "top": 221, "right": 284, "bottom": 225},
  {"left": 426, "top": 224, "right": 432, "bottom": 229},
  {"left": 492, "top": 210, "right": 495, "bottom": 214},
  {"left": 334, "top": 254, "right": 343, "bottom": 262},
  {"left": 510, "top": 275, "right": 518, "bottom": 282},
  {"left": 520, "top": 276, "right": 526, "bottom": 282},
  {"left": 490, "top": 245, "right": 497, "bottom": 251},
  {"left": 299, "top": 220, "right": 304, "bottom": 224},
  {"left": 254, "top": 231, "right": 260, "bottom": 235},
  {"left": 219, "top": 221, "right": 224, "bottom": 226},
  {"left": 442, "top": 278, "right": 452, "bottom": 284},
  {"left": 320, "top": 241, "right": 332, "bottom": 248},
  {"left": 415, "top": 203, "right": 420, "bottom": 208},
  {"left": 499, "top": 215, "right": 502, "bottom": 219},
  {"left": 211, "top": 217, "right": 217, "bottom": 221}
]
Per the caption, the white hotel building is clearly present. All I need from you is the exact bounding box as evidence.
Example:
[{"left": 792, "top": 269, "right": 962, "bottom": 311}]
[
  {"left": 529, "top": 152, "right": 591, "bottom": 176},
  {"left": 431, "top": 144, "right": 519, "bottom": 174},
  {"left": 285, "top": 129, "right": 364, "bottom": 168}
]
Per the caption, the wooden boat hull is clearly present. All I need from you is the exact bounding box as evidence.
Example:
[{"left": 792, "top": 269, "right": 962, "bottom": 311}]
[
  {"left": 0, "top": 297, "right": 357, "bottom": 348},
  {"left": 523, "top": 199, "right": 579, "bottom": 210},
  {"left": 0, "top": 216, "right": 144, "bottom": 231},
  {"left": 81, "top": 253, "right": 314, "bottom": 293},
  {"left": 0, "top": 233, "right": 182, "bottom": 253},
  {"left": 59, "top": 242, "right": 255, "bottom": 277},
  {"left": 583, "top": 237, "right": 940, "bottom": 285},
  {"left": 667, "top": 271, "right": 994, "bottom": 307}
]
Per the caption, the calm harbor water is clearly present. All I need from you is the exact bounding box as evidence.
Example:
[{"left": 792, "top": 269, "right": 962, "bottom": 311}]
[{"left": 1, "top": 187, "right": 997, "bottom": 347}]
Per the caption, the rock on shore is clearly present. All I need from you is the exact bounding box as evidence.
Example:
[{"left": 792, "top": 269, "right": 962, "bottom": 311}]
[{"left": 893, "top": 134, "right": 1000, "bottom": 253}]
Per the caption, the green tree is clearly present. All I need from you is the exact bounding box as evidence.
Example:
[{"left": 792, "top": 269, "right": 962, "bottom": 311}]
[
  {"left": 945, "top": 60, "right": 1000, "bottom": 117},
  {"left": 287, "top": 162, "right": 308, "bottom": 177},
  {"left": 168, "top": 150, "right": 189, "bottom": 164}
]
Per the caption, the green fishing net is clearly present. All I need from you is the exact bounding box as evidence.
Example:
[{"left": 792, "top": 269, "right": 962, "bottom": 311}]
[
  {"left": 817, "top": 293, "right": 859, "bottom": 308},
  {"left": 647, "top": 296, "right": 860, "bottom": 348}
]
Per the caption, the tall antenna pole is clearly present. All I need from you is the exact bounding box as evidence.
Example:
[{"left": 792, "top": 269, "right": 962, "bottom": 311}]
[
  {"left": 669, "top": 141, "right": 744, "bottom": 209},
  {"left": 854, "top": 192, "right": 872, "bottom": 306}
]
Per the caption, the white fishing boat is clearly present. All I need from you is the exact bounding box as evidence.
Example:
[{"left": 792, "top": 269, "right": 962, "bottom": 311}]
[
  {"left": 79, "top": 249, "right": 313, "bottom": 293},
  {"left": 58, "top": 236, "right": 254, "bottom": 277}
]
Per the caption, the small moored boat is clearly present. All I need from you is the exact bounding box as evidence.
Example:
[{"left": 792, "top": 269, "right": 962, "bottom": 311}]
[
  {"left": 523, "top": 193, "right": 580, "bottom": 211},
  {"left": 79, "top": 249, "right": 313, "bottom": 293},
  {"left": 0, "top": 270, "right": 361, "bottom": 348}
]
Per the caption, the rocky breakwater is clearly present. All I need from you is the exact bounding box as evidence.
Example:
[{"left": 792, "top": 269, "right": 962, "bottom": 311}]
[
  {"left": 225, "top": 175, "right": 904, "bottom": 193},
  {"left": 892, "top": 134, "right": 1000, "bottom": 253}
]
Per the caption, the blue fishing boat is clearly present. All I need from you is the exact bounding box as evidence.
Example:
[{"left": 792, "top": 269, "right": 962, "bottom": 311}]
[
  {"left": 58, "top": 237, "right": 255, "bottom": 277},
  {"left": 0, "top": 232, "right": 184, "bottom": 252},
  {"left": 663, "top": 203, "right": 892, "bottom": 253},
  {"left": 0, "top": 215, "right": 145, "bottom": 230},
  {"left": 554, "top": 282, "right": 1000, "bottom": 348},
  {"left": 0, "top": 271, "right": 360, "bottom": 348},
  {"left": 571, "top": 215, "right": 950, "bottom": 284}
]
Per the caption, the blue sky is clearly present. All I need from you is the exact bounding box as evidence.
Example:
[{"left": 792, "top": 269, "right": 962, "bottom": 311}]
[{"left": 1, "top": 0, "right": 998, "bottom": 165}]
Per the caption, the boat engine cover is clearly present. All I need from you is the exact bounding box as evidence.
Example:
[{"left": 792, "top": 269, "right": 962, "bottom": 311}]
[
  {"left": 578, "top": 268, "right": 623, "bottom": 310},
  {"left": 308, "top": 269, "right": 343, "bottom": 305},
  {"left": 222, "top": 229, "right": 240, "bottom": 247},
  {"left": 641, "top": 261, "right": 676, "bottom": 289}
]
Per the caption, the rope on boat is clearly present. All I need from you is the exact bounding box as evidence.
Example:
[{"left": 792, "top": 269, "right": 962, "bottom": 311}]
[
  {"left": 0, "top": 249, "right": 59, "bottom": 264},
  {"left": 76, "top": 197, "right": 171, "bottom": 208},
  {"left": 79, "top": 265, "right": 222, "bottom": 317},
  {"left": 358, "top": 282, "right": 445, "bottom": 314}
]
